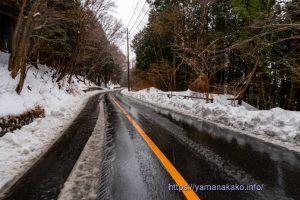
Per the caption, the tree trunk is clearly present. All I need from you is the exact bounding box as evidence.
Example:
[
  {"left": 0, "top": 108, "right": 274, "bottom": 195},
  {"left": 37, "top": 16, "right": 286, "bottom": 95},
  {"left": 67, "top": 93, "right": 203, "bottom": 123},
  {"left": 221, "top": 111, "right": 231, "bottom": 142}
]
[
  {"left": 9, "top": 0, "right": 28, "bottom": 73},
  {"left": 9, "top": 0, "right": 43, "bottom": 94},
  {"left": 56, "top": 65, "right": 68, "bottom": 82},
  {"left": 16, "top": 62, "right": 27, "bottom": 94},
  {"left": 288, "top": 79, "right": 296, "bottom": 110}
]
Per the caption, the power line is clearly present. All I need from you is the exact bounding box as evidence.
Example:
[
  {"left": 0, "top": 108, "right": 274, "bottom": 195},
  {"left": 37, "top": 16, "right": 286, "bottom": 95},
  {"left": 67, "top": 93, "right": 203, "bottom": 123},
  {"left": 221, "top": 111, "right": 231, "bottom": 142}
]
[
  {"left": 129, "top": 5, "right": 151, "bottom": 37},
  {"left": 128, "top": 1, "right": 148, "bottom": 33},
  {"left": 124, "top": 0, "right": 137, "bottom": 25},
  {"left": 126, "top": 0, "right": 143, "bottom": 28},
  {"left": 130, "top": 7, "right": 150, "bottom": 36}
]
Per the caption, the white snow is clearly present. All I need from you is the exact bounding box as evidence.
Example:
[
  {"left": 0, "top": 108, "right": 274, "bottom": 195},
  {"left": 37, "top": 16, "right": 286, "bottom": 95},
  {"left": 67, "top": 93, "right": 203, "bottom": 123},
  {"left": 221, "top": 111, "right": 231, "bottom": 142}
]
[
  {"left": 107, "top": 81, "right": 121, "bottom": 90},
  {"left": 58, "top": 101, "right": 106, "bottom": 200},
  {"left": 0, "top": 52, "right": 98, "bottom": 117},
  {"left": 122, "top": 87, "right": 300, "bottom": 151},
  {"left": 0, "top": 51, "right": 104, "bottom": 194},
  {"left": 33, "top": 12, "right": 41, "bottom": 17}
]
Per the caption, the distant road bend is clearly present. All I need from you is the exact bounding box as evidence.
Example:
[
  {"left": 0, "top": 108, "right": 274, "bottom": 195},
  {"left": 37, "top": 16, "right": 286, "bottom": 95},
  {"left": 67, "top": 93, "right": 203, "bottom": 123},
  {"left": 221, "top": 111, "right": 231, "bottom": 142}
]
[{"left": 1, "top": 91, "right": 300, "bottom": 200}]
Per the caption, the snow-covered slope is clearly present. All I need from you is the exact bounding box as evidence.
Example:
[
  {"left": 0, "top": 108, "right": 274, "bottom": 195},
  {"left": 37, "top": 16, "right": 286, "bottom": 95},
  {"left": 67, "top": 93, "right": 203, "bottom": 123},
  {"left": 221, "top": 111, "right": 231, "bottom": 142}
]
[
  {"left": 122, "top": 88, "right": 300, "bottom": 151},
  {"left": 0, "top": 52, "right": 96, "bottom": 117},
  {"left": 0, "top": 52, "right": 102, "bottom": 193}
]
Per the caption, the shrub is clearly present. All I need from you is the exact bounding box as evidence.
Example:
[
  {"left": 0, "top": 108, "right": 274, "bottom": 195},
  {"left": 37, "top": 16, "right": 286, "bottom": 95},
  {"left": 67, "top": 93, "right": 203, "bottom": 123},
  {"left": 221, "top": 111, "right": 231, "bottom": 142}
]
[{"left": 0, "top": 105, "right": 45, "bottom": 136}]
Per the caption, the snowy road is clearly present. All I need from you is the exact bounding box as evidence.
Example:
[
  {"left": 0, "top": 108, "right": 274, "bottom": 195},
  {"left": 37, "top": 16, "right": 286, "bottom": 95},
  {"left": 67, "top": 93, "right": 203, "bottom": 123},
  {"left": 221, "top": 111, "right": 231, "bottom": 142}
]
[
  {"left": 1, "top": 91, "right": 300, "bottom": 200},
  {"left": 2, "top": 93, "right": 104, "bottom": 200}
]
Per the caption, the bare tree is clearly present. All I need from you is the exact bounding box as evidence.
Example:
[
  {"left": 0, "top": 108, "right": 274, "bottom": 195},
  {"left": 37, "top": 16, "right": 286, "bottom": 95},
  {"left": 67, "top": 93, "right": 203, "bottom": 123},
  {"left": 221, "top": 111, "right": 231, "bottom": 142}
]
[{"left": 8, "top": 0, "right": 43, "bottom": 94}]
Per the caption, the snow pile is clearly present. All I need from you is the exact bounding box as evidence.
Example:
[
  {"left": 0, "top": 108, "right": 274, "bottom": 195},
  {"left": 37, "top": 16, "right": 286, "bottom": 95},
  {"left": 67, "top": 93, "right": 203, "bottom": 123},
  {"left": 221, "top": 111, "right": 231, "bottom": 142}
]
[
  {"left": 58, "top": 101, "right": 106, "bottom": 200},
  {"left": 122, "top": 87, "right": 300, "bottom": 148},
  {"left": 107, "top": 81, "right": 121, "bottom": 90},
  {"left": 0, "top": 52, "right": 97, "bottom": 117},
  {"left": 0, "top": 52, "right": 102, "bottom": 194}
]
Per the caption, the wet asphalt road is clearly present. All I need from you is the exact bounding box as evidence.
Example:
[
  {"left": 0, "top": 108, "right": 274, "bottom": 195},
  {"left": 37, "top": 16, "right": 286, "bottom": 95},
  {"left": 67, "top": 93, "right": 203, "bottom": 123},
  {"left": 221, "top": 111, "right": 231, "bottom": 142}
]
[
  {"left": 101, "top": 95, "right": 183, "bottom": 200},
  {"left": 1, "top": 91, "right": 300, "bottom": 200},
  {"left": 108, "top": 92, "right": 300, "bottom": 200}
]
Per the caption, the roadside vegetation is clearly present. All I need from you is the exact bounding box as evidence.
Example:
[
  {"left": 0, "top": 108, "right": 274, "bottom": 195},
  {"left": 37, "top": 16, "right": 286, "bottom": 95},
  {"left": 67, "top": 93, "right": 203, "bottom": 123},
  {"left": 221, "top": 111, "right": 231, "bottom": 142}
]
[
  {"left": 132, "top": 0, "right": 300, "bottom": 110},
  {"left": 0, "top": 0, "right": 126, "bottom": 94},
  {"left": 0, "top": 0, "right": 127, "bottom": 135},
  {"left": 0, "top": 105, "right": 44, "bottom": 136}
]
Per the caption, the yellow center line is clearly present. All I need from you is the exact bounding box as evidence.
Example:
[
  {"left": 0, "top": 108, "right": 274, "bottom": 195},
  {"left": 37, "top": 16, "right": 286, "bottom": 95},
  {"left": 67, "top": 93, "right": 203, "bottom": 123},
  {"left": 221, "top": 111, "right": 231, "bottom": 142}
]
[{"left": 109, "top": 94, "right": 200, "bottom": 200}]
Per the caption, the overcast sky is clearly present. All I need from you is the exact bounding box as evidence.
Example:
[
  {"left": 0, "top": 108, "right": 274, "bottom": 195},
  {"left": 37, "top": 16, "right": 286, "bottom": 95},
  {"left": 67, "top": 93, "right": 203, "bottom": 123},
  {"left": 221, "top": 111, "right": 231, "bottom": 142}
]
[{"left": 112, "top": 0, "right": 150, "bottom": 56}]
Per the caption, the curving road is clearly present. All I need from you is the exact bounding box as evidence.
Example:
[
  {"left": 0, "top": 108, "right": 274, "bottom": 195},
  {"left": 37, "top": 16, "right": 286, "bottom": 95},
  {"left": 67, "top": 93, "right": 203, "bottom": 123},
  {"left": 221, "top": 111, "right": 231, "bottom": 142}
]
[{"left": 1, "top": 91, "right": 300, "bottom": 200}]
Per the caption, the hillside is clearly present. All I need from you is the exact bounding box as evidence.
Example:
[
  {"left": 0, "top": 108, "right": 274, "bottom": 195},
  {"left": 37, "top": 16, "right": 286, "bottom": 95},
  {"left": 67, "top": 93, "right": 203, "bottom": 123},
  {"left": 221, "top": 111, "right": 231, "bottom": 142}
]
[{"left": 0, "top": 51, "right": 103, "bottom": 191}]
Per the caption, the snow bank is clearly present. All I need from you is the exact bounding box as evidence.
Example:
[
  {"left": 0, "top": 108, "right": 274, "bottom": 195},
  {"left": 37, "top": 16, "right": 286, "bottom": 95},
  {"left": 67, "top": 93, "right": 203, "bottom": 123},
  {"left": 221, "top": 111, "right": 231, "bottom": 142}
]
[
  {"left": 0, "top": 52, "right": 102, "bottom": 194},
  {"left": 122, "top": 88, "right": 300, "bottom": 149},
  {"left": 58, "top": 101, "right": 106, "bottom": 200},
  {"left": 0, "top": 52, "right": 97, "bottom": 117},
  {"left": 107, "top": 80, "right": 121, "bottom": 90}
]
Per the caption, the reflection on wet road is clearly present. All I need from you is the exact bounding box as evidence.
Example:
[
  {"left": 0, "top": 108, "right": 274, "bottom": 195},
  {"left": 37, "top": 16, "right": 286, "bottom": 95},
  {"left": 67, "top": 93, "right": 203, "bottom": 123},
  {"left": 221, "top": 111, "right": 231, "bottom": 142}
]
[
  {"left": 102, "top": 95, "right": 183, "bottom": 200},
  {"left": 109, "top": 93, "right": 300, "bottom": 200},
  {"left": 2, "top": 92, "right": 299, "bottom": 200}
]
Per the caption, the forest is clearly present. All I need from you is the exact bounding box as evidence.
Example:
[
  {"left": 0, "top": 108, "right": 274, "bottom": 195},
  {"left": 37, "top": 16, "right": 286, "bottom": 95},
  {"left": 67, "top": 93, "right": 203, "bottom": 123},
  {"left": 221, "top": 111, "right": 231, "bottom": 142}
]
[
  {"left": 132, "top": 0, "right": 300, "bottom": 110},
  {"left": 0, "top": 0, "right": 126, "bottom": 94}
]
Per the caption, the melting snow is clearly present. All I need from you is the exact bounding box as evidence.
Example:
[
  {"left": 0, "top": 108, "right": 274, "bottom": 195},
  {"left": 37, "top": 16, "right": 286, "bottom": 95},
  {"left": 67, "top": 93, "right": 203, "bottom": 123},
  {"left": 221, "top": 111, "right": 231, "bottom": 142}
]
[
  {"left": 122, "top": 87, "right": 300, "bottom": 151},
  {"left": 0, "top": 52, "right": 103, "bottom": 194}
]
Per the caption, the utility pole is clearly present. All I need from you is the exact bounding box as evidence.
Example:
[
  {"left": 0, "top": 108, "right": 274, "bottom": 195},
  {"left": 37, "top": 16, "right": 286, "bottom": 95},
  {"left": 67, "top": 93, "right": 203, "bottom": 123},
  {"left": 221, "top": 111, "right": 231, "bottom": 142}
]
[{"left": 127, "top": 28, "right": 130, "bottom": 91}]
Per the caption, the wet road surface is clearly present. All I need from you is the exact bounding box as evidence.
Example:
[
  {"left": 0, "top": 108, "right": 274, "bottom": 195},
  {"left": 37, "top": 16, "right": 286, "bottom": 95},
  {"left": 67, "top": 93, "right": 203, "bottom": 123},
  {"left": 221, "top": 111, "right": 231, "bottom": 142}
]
[
  {"left": 98, "top": 95, "right": 183, "bottom": 200},
  {"left": 2, "top": 91, "right": 300, "bottom": 200},
  {"left": 1, "top": 94, "right": 103, "bottom": 200},
  {"left": 107, "top": 92, "right": 300, "bottom": 200}
]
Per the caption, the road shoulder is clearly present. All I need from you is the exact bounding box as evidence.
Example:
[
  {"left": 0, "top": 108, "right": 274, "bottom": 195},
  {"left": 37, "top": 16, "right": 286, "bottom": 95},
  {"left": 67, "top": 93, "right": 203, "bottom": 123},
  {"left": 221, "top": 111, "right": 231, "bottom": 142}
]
[{"left": 58, "top": 99, "right": 106, "bottom": 200}]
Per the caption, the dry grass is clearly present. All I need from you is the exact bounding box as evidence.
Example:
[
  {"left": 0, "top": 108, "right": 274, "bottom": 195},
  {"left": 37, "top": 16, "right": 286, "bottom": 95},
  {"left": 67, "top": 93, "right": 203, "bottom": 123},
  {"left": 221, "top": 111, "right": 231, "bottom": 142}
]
[
  {"left": 131, "top": 79, "right": 153, "bottom": 91},
  {"left": 0, "top": 105, "right": 45, "bottom": 136}
]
